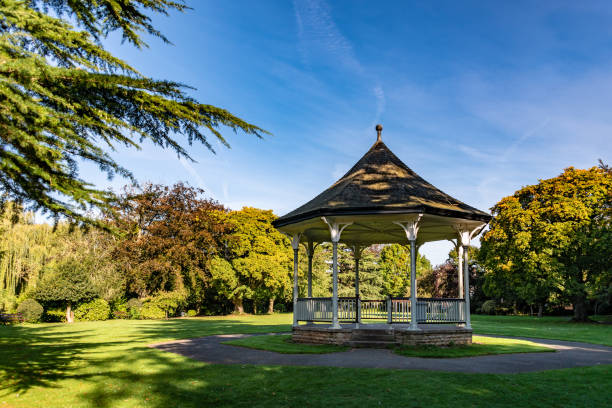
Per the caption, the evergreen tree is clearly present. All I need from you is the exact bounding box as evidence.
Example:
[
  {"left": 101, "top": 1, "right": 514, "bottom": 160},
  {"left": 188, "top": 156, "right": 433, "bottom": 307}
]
[{"left": 0, "top": 0, "right": 266, "bottom": 226}]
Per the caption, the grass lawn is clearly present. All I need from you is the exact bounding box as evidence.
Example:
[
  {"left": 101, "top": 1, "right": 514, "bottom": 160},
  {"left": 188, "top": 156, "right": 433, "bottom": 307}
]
[
  {"left": 0, "top": 313, "right": 610, "bottom": 407},
  {"left": 223, "top": 334, "right": 553, "bottom": 358},
  {"left": 394, "top": 335, "right": 554, "bottom": 358},
  {"left": 223, "top": 334, "right": 349, "bottom": 354},
  {"left": 471, "top": 315, "right": 612, "bottom": 346}
]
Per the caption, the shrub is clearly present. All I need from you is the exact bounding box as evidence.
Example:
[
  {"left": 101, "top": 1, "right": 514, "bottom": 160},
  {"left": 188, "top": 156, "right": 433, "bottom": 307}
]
[
  {"left": 16, "top": 299, "right": 44, "bottom": 323},
  {"left": 140, "top": 303, "right": 166, "bottom": 320},
  {"left": 187, "top": 309, "right": 197, "bottom": 317},
  {"left": 145, "top": 291, "right": 187, "bottom": 318},
  {"left": 112, "top": 310, "right": 129, "bottom": 319},
  {"left": 126, "top": 298, "right": 143, "bottom": 319},
  {"left": 43, "top": 309, "right": 67, "bottom": 323},
  {"left": 481, "top": 300, "right": 497, "bottom": 315},
  {"left": 74, "top": 299, "right": 111, "bottom": 321}
]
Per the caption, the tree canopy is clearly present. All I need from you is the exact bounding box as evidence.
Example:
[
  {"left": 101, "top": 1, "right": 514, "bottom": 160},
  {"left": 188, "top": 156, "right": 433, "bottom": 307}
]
[
  {"left": 0, "top": 0, "right": 266, "bottom": 226},
  {"left": 479, "top": 165, "right": 612, "bottom": 321}
]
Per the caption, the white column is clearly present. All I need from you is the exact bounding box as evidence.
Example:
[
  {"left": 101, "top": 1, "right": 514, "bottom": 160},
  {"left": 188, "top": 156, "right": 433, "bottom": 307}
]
[
  {"left": 463, "top": 243, "right": 470, "bottom": 328},
  {"left": 455, "top": 225, "right": 484, "bottom": 329},
  {"left": 458, "top": 244, "right": 464, "bottom": 299},
  {"left": 306, "top": 241, "right": 315, "bottom": 298},
  {"left": 353, "top": 246, "right": 363, "bottom": 325},
  {"left": 290, "top": 233, "right": 301, "bottom": 327},
  {"left": 322, "top": 217, "right": 352, "bottom": 329},
  {"left": 394, "top": 215, "right": 422, "bottom": 331}
]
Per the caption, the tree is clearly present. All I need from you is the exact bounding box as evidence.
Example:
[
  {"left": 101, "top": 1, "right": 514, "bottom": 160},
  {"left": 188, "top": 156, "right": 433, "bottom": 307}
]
[
  {"left": 110, "top": 183, "right": 231, "bottom": 305},
  {"left": 336, "top": 245, "right": 383, "bottom": 299},
  {"left": 479, "top": 166, "right": 612, "bottom": 321},
  {"left": 224, "top": 207, "right": 292, "bottom": 314},
  {"left": 0, "top": 0, "right": 266, "bottom": 226},
  {"left": 378, "top": 244, "right": 431, "bottom": 297},
  {"left": 33, "top": 259, "right": 97, "bottom": 322}
]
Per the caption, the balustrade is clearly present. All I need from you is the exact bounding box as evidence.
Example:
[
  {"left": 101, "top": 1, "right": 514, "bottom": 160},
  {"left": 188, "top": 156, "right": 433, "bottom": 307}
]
[{"left": 295, "top": 297, "right": 466, "bottom": 324}]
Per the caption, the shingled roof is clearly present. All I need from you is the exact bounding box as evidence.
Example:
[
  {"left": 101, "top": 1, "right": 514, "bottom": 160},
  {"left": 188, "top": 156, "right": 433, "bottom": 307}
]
[{"left": 273, "top": 135, "right": 491, "bottom": 229}]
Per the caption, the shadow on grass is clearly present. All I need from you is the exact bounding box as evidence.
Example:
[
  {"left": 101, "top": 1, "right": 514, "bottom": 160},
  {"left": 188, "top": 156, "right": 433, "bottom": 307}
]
[
  {"left": 3, "top": 318, "right": 611, "bottom": 407},
  {"left": 0, "top": 317, "right": 290, "bottom": 399}
]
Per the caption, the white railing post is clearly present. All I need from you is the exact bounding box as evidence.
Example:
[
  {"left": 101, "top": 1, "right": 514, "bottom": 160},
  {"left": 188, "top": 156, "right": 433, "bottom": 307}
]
[
  {"left": 290, "top": 233, "right": 301, "bottom": 326},
  {"left": 387, "top": 297, "right": 392, "bottom": 323}
]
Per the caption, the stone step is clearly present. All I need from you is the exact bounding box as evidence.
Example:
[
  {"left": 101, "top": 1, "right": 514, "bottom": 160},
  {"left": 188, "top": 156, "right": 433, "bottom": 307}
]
[{"left": 347, "top": 340, "right": 396, "bottom": 348}]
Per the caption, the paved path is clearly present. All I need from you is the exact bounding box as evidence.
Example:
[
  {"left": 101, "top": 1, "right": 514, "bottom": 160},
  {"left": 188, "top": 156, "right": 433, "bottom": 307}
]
[{"left": 151, "top": 333, "right": 612, "bottom": 374}]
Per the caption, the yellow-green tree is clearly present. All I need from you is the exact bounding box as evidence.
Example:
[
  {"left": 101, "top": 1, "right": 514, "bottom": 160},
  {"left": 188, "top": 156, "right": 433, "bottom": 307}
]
[
  {"left": 479, "top": 165, "right": 612, "bottom": 321},
  {"left": 211, "top": 207, "right": 292, "bottom": 314}
]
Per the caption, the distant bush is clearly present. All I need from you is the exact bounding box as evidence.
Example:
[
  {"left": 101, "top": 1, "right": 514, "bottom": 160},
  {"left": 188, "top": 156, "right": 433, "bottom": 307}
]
[
  {"left": 140, "top": 303, "right": 165, "bottom": 320},
  {"left": 126, "top": 298, "right": 143, "bottom": 319},
  {"left": 74, "top": 299, "right": 111, "bottom": 321},
  {"left": 111, "top": 300, "right": 128, "bottom": 319},
  {"left": 112, "top": 310, "right": 129, "bottom": 319},
  {"left": 16, "top": 299, "right": 44, "bottom": 323},
  {"left": 481, "top": 300, "right": 497, "bottom": 315},
  {"left": 186, "top": 309, "right": 197, "bottom": 317},
  {"left": 145, "top": 291, "right": 186, "bottom": 318},
  {"left": 43, "top": 309, "right": 67, "bottom": 323}
]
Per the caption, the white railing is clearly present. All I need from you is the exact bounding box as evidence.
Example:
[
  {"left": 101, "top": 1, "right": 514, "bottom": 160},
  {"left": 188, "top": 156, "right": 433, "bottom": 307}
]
[
  {"left": 361, "top": 299, "right": 387, "bottom": 320},
  {"left": 417, "top": 298, "right": 465, "bottom": 323},
  {"left": 296, "top": 297, "right": 466, "bottom": 324},
  {"left": 296, "top": 297, "right": 357, "bottom": 322}
]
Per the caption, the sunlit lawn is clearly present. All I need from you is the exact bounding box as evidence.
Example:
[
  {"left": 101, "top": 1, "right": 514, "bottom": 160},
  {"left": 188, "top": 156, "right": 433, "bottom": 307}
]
[
  {"left": 0, "top": 313, "right": 611, "bottom": 407},
  {"left": 223, "top": 334, "right": 553, "bottom": 358}
]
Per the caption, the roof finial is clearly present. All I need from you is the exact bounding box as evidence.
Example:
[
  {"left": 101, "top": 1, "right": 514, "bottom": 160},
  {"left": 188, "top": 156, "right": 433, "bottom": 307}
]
[{"left": 376, "top": 124, "right": 383, "bottom": 142}]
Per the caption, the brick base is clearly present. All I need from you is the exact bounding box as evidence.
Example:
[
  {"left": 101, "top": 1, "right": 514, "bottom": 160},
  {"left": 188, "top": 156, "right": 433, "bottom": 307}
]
[{"left": 292, "top": 325, "right": 472, "bottom": 347}]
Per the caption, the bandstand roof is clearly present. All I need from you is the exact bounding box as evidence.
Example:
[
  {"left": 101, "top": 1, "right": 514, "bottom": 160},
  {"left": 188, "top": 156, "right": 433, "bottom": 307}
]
[{"left": 273, "top": 126, "right": 491, "bottom": 245}]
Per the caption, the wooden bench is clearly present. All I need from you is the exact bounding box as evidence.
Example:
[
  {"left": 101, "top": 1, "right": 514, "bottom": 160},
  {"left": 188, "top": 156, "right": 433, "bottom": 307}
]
[{"left": 0, "top": 313, "right": 24, "bottom": 324}]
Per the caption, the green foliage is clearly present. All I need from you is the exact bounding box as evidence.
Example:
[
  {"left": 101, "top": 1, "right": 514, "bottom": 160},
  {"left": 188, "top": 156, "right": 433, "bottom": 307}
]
[
  {"left": 74, "top": 298, "right": 110, "bottom": 321},
  {"left": 187, "top": 309, "right": 197, "bottom": 317},
  {"left": 33, "top": 259, "right": 96, "bottom": 306},
  {"left": 42, "top": 309, "right": 66, "bottom": 323},
  {"left": 379, "top": 244, "right": 432, "bottom": 297},
  {"left": 479, "top": 166, "right": 612, "bottom": 320},
  {"left": 126, "top": 298, "right": 143, "bottom": 319},
  {"left": 212, "top": 207, "right": 292, "bottom": 313},
  {"left": 139, "top": 303, "right": 166, "bottom": 320},
  {"left": 481, "top": 300, "right": 497, "bottom": 315},
  {"left": 144, "top": 291, "right": 186, "bottom": 318},
  {"left": 0, "top": 0, "right": 266, "bottom": 226},
  {"left": 16, "top": 298, "right": 43, "bottom": 322}
]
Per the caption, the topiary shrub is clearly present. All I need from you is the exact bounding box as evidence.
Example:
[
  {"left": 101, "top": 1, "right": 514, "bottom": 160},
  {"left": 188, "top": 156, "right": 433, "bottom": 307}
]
[
  {"left": 140, "top": 303, "right": 166, "bottom": 320},
  {"left": 126, "top": 298, "right": 143, "bottom": 319},
  {"left": 74, "top": 299, "right": 111, "bottom": 321},
  {"left": 481, "top": 300, "right": 497, "bottom": 315},
  {"left": 16, "top": 299, "right": 44, "bottom": 323},
  {"left": 186, "top": 309, "right": 197, "bottom": 317},
  {"left": 145, "top": 291, "right": 187, "bottom": 318}
]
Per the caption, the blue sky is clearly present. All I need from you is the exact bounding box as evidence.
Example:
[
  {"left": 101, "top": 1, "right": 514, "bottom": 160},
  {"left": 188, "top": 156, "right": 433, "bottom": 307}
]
[{"left": 87, "top": 0, "right": 611, "bottom": 265}]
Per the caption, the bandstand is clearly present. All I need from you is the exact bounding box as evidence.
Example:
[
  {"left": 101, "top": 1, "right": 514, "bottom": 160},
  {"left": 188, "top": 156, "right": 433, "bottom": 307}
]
[{"left": 272, "top": 125, "right": 491, "bottom": 347}]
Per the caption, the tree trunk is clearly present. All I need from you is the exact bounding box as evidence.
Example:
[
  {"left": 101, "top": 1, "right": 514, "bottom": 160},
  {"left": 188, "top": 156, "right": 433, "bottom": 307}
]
[
  {"left": 537, "top": 304, "right": 543, "bottom": 318},
  {"left": 66, "top": 303, "right": 74, "bottom": 323},
  {"left": 233, "top": 298, "right": 244, "bottom": 314},
  {"left": 268, "top": 297, "right": 275, "bottom": 314},
  {"left": 253, "top": 302, "right": 258, "bottom": 315},
  {"left": 572, "top": 297, "right": 590, "bottom": 322}
]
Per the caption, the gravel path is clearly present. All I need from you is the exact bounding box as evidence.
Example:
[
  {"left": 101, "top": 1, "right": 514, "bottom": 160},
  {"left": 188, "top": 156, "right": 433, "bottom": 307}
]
[{"left": 150, "top": 333, "right": 612, "bottom": 374}]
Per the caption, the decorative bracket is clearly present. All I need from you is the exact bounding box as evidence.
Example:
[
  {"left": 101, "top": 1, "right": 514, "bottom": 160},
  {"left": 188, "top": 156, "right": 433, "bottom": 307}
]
[
  {"left": 351, "top": 245, "right": 364, "bottom": 260},
  {"left": 302, "top": 240, "right": 320, "bottom": 257},
  {"left": 454, "top": 223, "right": 486, "bottom": 247},
  {"left": 321, "top": 217, "right": 353, "bottom": 243},
  {"left": 282, "top": 232, "right": 302, "bottom": 250},
  {"left": 393, "top": 214, "right": 423, "bottom": 242}
]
